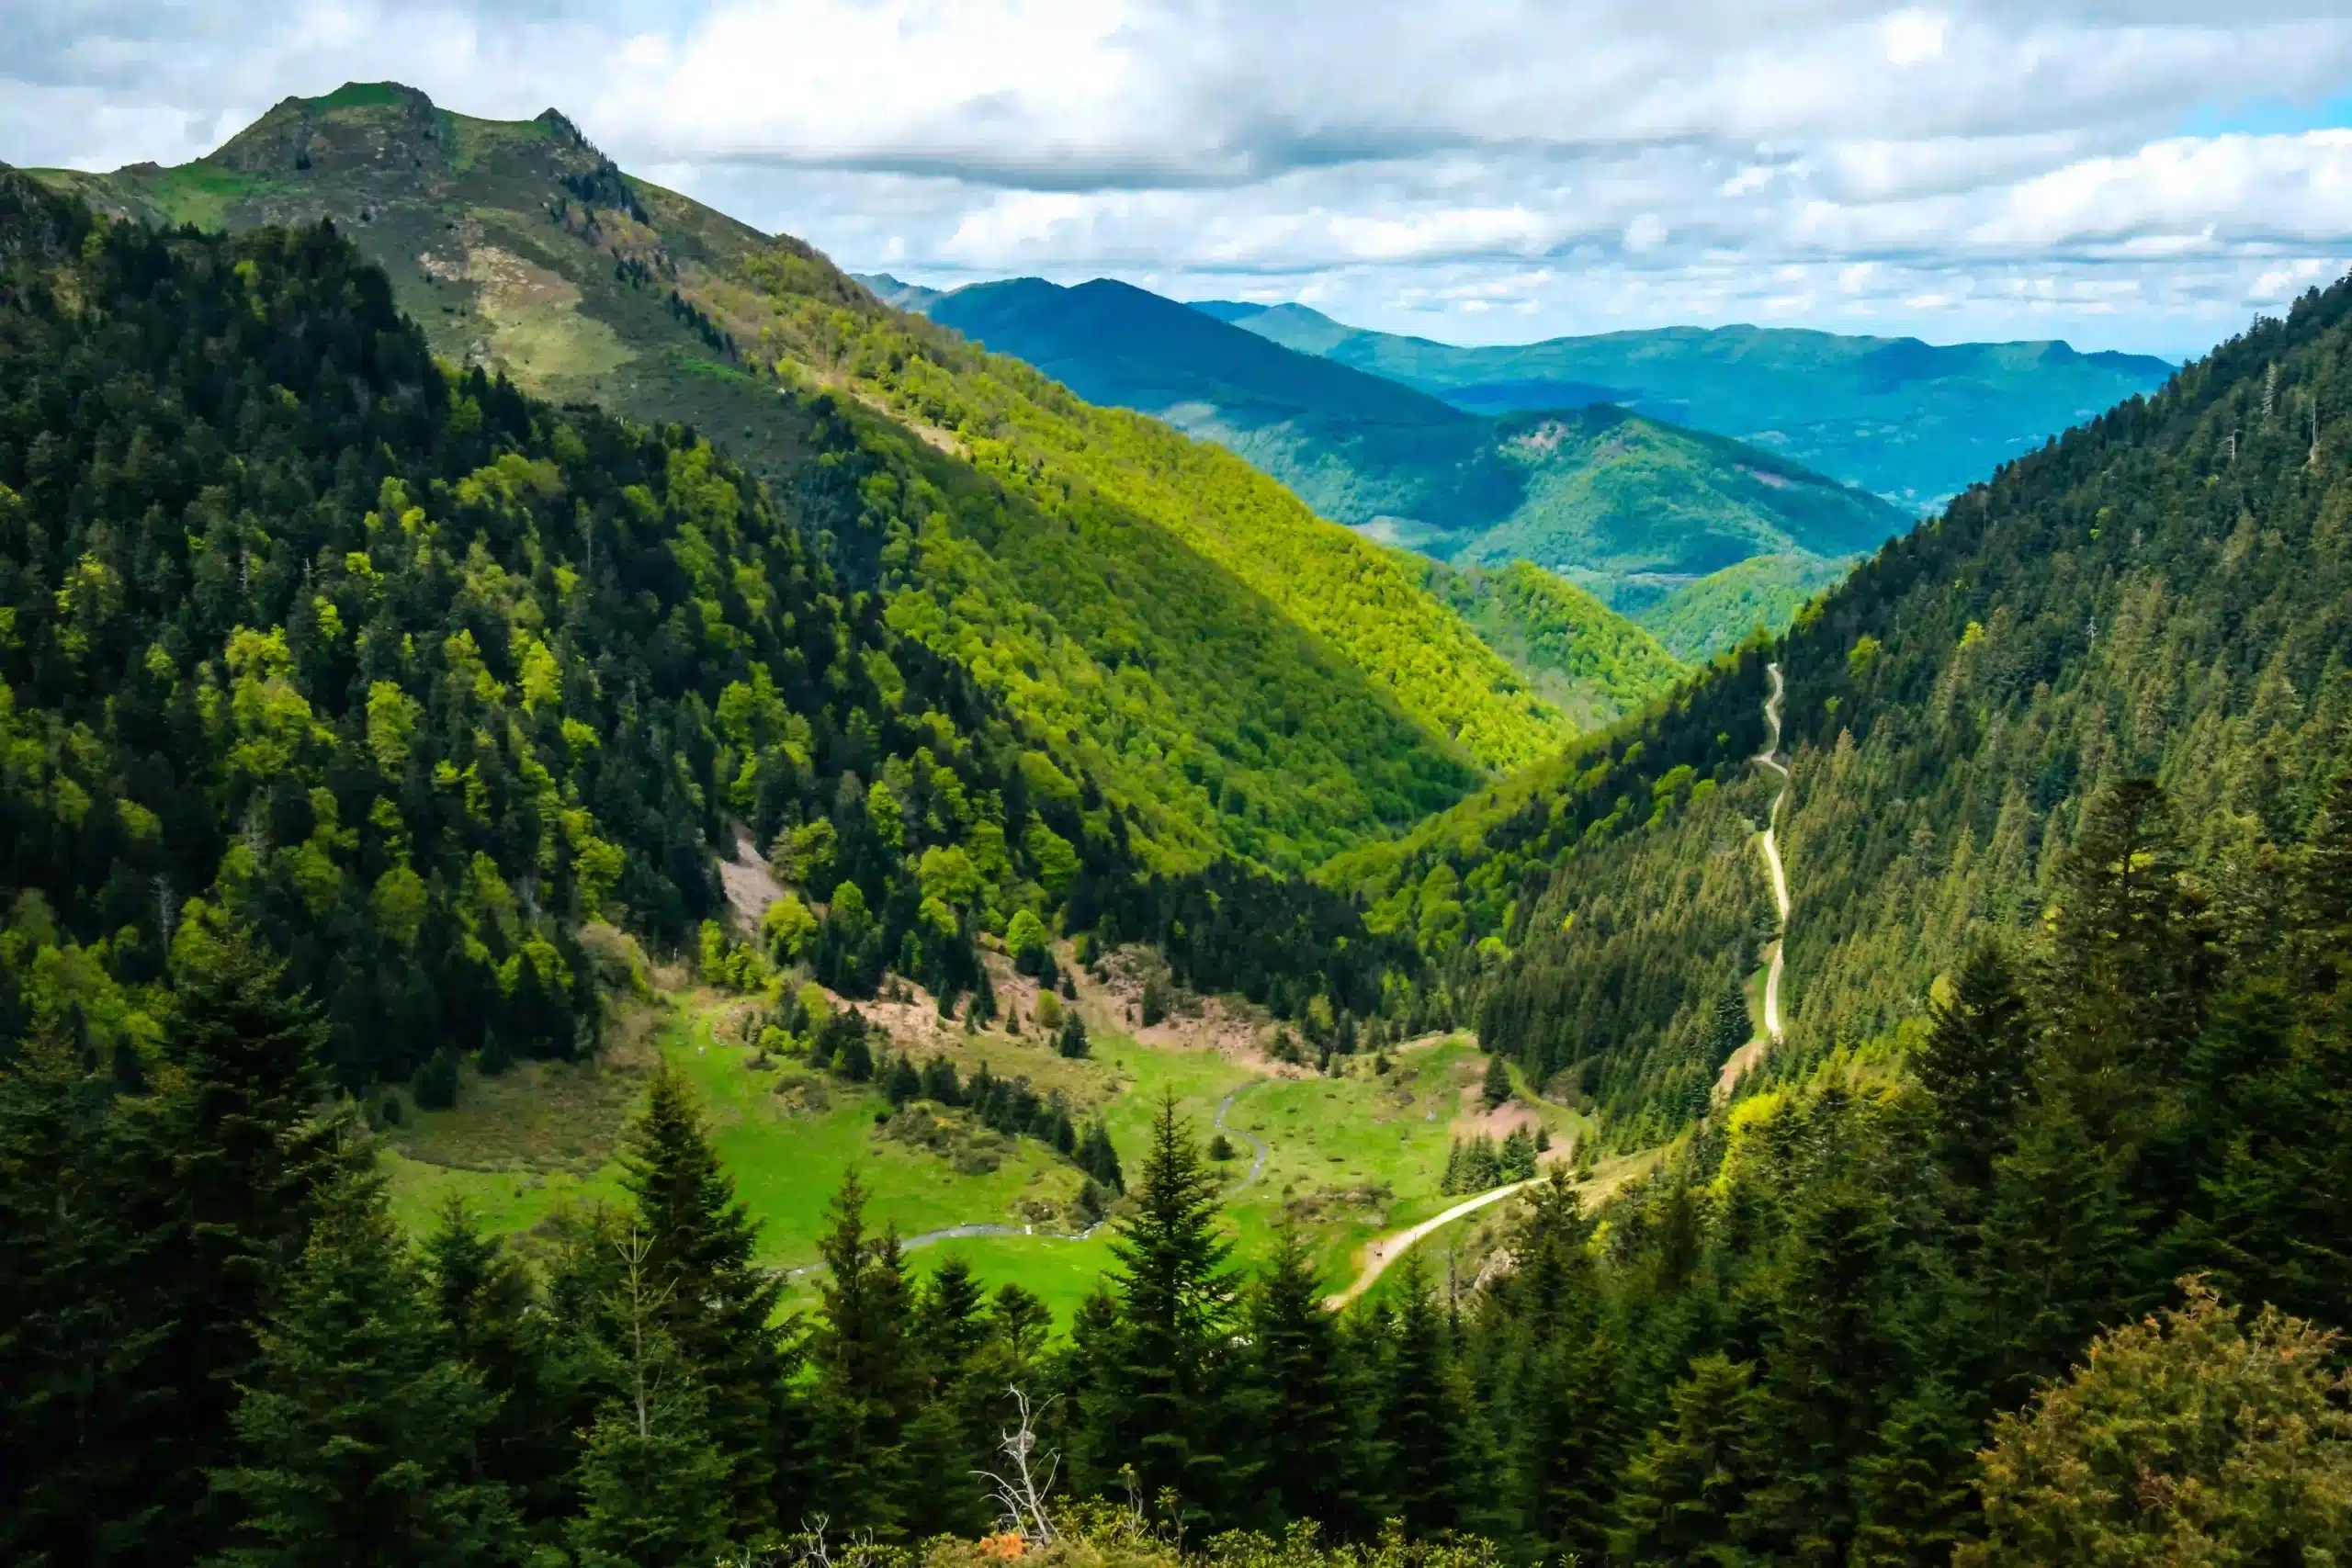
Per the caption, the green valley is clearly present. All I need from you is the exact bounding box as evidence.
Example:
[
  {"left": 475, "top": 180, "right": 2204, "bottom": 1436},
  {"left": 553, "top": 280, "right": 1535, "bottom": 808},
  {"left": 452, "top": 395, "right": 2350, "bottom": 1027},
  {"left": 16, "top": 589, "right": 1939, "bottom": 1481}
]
[
  {"left": 34, "top": 84, "right": 1576, "bottom": 872},
  {"left": 894, "top": 273, "right": 1899, "bottom": 655},
  {"left": 15, "top": 53, "right": 2352, "bottom": 1568}
]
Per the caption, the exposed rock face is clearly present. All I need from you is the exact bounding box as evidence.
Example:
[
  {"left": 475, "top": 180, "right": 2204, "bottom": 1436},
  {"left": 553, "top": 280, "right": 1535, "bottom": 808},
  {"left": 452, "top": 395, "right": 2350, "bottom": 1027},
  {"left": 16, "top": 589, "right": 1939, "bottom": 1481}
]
[
  {"left": 204, "top": 83, "right": 455, "bottom": 177},
  {"left": 0, "top": 164, "right": 85, "bottom": 264}
]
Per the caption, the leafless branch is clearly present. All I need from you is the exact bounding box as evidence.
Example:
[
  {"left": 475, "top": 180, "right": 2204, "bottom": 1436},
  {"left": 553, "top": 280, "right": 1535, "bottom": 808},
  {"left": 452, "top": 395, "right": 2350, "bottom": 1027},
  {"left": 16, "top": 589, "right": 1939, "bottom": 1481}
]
[{"left": 970, "top": 1387, "right": 1060, "bottom": 1544}]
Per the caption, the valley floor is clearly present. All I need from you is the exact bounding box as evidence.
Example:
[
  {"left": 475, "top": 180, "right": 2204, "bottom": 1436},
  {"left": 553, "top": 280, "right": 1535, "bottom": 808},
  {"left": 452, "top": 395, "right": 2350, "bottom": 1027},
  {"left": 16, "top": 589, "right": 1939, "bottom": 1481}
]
[{"left": 382, "top": 945, "right": 1598, "bottom": 1324}]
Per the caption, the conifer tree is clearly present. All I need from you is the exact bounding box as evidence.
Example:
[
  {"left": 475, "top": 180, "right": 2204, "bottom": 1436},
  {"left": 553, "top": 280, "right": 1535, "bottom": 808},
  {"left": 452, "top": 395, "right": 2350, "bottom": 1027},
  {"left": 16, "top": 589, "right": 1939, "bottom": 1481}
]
[
  {"left": 156, "top": 924, "right": 364, "bottom": 1558},
  {"left": 808, "top": 1170, "right": 918, "bottom": 1535},
  {"left": 618, "top": 1065, "right": 788, "bottom": 1540},
  {"left": 1611, "top": 1353, "right": 1765, "bottom": 1566},
  {"left": 904, "top": 1256, "right": 995, "bottom": 1540},
  {"left": 1375, "top": 1256, "right": 1465, "bottom": 1538},
  {"left": 1242, "top": 1227, "right": 1364, "bottom": 1531},
  {"left": 1084, "top": 1092, "right": 1242, "bottom": 1529},
  {"left": 0, "top": 1030, "right": 180, "bottom": 1566},
  {"left": 569, "top": 1226, "right": 731, "bottom": 1568},
  {"left": 1849, "top": 1379, "right": 1983, "bottom": 1568},
  {"left": 209, "top": 1169, "right": 520, "bottom": 1568},
  {"left": 421, "top": 1198, "right": 582, "bottom": 1529},
  {"left": 1916, "top": 940, "right": 2035, "bottom": 1203},
  {"left": 1482, "top": 1051, "right": 1512, "bottom": 1109}
]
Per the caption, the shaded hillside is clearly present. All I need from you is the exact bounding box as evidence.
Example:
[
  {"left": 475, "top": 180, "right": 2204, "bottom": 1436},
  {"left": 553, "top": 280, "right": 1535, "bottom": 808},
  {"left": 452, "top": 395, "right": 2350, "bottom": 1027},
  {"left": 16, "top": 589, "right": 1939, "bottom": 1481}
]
[
  {"left": 1327, "top": 274, "right": 2352, "bottom": 1145},
  {"left": 34, "top": 85, "right": 1587, "bottom": 872},
  {"left": 1222, "top": 302, "right": 2175, "bottom": 512},
  {"left": 902, "top": 274, "right": 1900, "bottom": 648}
]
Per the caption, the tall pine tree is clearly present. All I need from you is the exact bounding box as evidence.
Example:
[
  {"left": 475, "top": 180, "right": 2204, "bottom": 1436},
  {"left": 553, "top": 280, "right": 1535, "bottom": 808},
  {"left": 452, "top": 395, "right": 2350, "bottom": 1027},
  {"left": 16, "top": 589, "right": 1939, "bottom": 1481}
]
[
  {"left": 209, "top": 1169, "right": 521, "bottom": 1568},
  {"left": 619, "top": 1064, "right": 790, "bottom": 1540}
]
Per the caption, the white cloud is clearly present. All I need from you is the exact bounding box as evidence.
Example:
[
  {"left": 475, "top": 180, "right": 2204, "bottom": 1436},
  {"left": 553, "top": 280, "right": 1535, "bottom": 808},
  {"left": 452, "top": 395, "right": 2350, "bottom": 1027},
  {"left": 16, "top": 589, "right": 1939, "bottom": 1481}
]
[{"left": 6, "top": 0, "right": 2352, "bottom": 354}]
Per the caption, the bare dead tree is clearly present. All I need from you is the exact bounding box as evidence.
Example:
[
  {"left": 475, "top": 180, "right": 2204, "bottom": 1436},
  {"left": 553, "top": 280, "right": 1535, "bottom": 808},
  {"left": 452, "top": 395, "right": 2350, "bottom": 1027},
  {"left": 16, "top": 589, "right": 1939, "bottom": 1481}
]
[
  {"left": 972, "top": 1388, "right": 1060, "bottom": 1544},
  {"left": 2265, "top": 361, "right": 2278, "bottom": 421},
  {"left": 793, "top": 1513, "right": 836, "bottom": 1568}
]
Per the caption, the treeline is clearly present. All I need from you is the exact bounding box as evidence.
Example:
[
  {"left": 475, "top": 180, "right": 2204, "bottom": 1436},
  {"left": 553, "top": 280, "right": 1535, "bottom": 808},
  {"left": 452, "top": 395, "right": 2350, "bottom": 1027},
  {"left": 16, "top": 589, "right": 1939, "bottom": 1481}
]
[{"left": 12, "top": 768, "right": 2352, "bottom": 1563}]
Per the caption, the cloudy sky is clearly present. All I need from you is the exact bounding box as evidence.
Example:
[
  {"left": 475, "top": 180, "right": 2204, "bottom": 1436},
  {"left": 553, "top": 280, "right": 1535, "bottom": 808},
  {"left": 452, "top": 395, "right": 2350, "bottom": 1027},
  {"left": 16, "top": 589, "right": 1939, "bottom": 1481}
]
[{"left": 6, "top": 2, "right": 2350, "bottom": 358}]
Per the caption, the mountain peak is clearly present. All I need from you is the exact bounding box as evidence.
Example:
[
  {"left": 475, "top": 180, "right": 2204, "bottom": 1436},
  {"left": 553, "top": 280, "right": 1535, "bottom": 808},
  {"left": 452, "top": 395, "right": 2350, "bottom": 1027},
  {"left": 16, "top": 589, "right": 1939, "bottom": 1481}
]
[{"left": 204, "top": 81, "right": 451, "bottom": 176}]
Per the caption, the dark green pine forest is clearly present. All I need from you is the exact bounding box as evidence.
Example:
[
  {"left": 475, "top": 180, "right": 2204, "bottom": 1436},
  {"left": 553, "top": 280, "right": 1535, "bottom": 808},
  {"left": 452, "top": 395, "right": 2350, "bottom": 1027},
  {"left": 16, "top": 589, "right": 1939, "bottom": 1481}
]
[{"left": 6, "top": 130, "right": 2352, "bottom": 1568}]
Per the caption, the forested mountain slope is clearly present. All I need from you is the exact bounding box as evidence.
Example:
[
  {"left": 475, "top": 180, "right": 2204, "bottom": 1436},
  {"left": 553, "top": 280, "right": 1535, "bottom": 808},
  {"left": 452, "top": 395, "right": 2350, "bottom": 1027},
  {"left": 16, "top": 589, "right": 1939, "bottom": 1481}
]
[
  {"left": 0, "top": 164, "right": 1164, "bottom": 1092},
  {"left": 895, "top": 274, "right": 1898, "bottom": 649},
  {"left": 1216, "top": 300, "right": 2176, "bottom": 512},
  {"left": 35, "top": 83, "right": 1566, "bottom": 868},
  {"left": 1330, "top": 274, "right": 2352, "bottom": 1145},
  {"left": 1408, "top": 559, "right": 1687, "bottom": 730}
]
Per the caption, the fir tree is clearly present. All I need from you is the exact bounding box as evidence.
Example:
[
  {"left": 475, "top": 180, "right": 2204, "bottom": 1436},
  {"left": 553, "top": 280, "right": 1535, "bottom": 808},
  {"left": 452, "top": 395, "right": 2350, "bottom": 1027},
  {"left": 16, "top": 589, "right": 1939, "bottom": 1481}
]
[
  {"left": 618, "top": 1065, "right": 788, "bottom": 1541},
  {"left": 1916, "top": 940, "right": 2035, "bottom": 1204},
  {"left": 1084, "top": 1092, "right": 1242, "bottom": 1529},
  {"left": 1482, "top": 1052, "right": 1513, "bottom": 1109},
  {"left": 568, "top": 1227, "right": 731, "bottom": 1568},
  {"left": 420, "top": 1198, "right": 582, "bottom": 1529},
  {"left": 1611, "top": 1353, "right": 1766, "bottom": 1567},
  {"left": 209, "top": 1170, "right": 520, "bottom": 1568},
  {"left": 1374, "top": 1256, "right": 1465, "bottom": 1538},
  {"left": 1242, "top": 1227, "right": 1365, "bottom": 1531},
  {"left": 808, "top": 1170, "right": 917, "bottom": 1535},
  {"left": 156, "top": 926, "right": 363, "bottom": 1558}
]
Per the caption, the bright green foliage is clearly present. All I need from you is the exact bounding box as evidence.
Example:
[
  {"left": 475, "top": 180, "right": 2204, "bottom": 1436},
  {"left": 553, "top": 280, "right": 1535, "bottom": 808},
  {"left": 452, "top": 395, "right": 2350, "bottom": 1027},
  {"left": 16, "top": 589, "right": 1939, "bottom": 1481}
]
[
  {"left": 1634, "top": 551, "right": 1853, "bottom": 660},
  {"left": 910, "top": 276, "right": 1896, "bottom": 655},
  {"left": 1962, "top": 1282, "right": 2352, "bottom": 1566},
  {"left": 40, "top": 96, "right": 1585, "bottom": 869},
  {"left": 1224, "top": 300, "right": 2174, "bottom": 513},
  {"left": 1336, "top": 259, "right": 2352, "bottom": 1145},
  {"left": 209, "top": 1171, "right": 522, "bottom": 1568},
  {"left": 1415, "top": 558, "right": 1686, "bottom": 728}
]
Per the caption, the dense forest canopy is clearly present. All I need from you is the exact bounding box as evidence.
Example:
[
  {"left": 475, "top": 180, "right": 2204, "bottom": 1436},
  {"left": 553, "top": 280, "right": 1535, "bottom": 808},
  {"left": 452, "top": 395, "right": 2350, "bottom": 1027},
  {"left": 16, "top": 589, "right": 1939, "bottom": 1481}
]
[
  {"left": 1329, "top": 266, "right": 2352, "bottom": 1146},
  {"left": 0, "top": 167, "right": 1152, "bottom": 1089}
]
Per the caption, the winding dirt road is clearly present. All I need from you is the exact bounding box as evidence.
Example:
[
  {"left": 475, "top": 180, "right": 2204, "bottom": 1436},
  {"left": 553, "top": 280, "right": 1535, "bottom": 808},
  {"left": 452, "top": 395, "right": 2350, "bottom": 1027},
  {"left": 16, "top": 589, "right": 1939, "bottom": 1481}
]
[
  {"left": 1754, "top": 660, "right": 1792, "bottom": 1044},
  {"left": 1325, "top": 1178, "right": 1538, "bottom": 1308},
  {"left": 1715, "top": 660, "right": 1794, "bottom": 1097}
]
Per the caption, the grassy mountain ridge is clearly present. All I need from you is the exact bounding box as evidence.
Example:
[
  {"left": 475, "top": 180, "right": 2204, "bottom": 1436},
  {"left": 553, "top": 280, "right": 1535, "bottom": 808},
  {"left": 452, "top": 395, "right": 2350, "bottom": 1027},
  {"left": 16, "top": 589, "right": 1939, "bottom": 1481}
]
[
  {"left": 1323, "top": 269, "right": 2352, "bottom": 1144},
  {"left": 893, "top": 273, "right": 1900, "bottom": 656},
  {"left": 35, "top": 83, "right": 1570, "bottom": 869},
  {"left": 1218, "top": 300, "right": 2176, "bottom": 512}
]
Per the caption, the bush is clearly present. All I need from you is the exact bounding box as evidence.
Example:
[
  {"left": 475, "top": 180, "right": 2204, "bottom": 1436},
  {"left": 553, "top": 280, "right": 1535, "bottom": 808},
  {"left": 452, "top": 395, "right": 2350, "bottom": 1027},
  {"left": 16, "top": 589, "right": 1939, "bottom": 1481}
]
[
  {"left": 1208, "top": 1134, "right": 1236, "bottom": 1161},
  {"left": 1140, "top": 976, "right": 1170, "bottom": 1028},
  {"left": 412, "top": 1047, "right": 460, "bottom": 1111}
]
